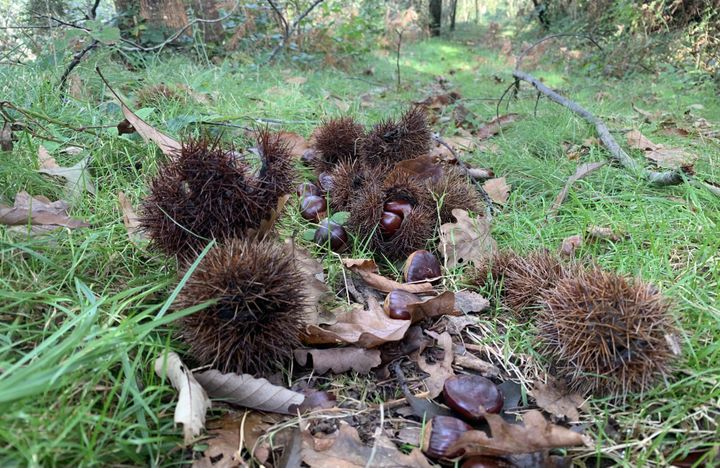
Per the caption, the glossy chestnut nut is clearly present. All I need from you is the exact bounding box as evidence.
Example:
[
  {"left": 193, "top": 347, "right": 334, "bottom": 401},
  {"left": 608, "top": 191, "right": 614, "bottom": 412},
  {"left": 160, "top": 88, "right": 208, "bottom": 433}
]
[
  {"left": 461, "top": 456, "right": 507, "bottom": 468},
  {"left": 443, "top": 375, "right": 503, "bottom": 421},
  {"left": 384, "top": 199, "right": 412, "bottom": 218},
  {"left": 422, "top": 415, "right": 472, "bottom": 459},
  {"left": 383, "top": 290, "right": 420, "bottom": 320},
  {"left": 380, "top": 211, "right": 403, "bottom": 238},
  {"left": 300, "top": 195, "right": 326, "bottom": 222},
  {"left": 403, "top": 250, "right": 441, "bottom": 283},
  {"left": 297, "top": 182, "right": 322, "bottom": 198},
  {"left": 313, "top": 219, "right": 348, "bottom": 252}
]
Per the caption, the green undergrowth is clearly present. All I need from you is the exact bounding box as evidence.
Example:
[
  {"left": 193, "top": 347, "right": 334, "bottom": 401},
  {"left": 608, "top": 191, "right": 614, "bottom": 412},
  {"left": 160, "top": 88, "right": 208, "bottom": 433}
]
[{"left": 0, "top": 21, "right": 719, "bottom": 467}]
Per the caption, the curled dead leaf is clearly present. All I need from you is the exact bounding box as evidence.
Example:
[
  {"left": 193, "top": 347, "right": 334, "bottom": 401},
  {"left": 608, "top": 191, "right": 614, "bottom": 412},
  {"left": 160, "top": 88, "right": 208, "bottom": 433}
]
[
  {"left": 154, "top": 352, "right": 211, "bottom": 444},
  {"left": 194, "top": 369, "right": 304, "bottom": 415},
  {"left": 118, "top": 191, "right": 145, "bottom": 245},
  {"left": 294, "top": 348, "right": 382, "bottom": 375},
  {"left": 97, "top": 67, "right": 181, "bottom": 157},
  {"left": 343, "top": 258, "right": 434, "bottom": 294},
  {"left": 0, "top": 191, "right": 89, "bottom": 230},
  {"left": 303, "top": 296, "right": 411, "bottom": 348},
  {"left": 443, "top": 409, "right": 588, "bottom": 457}
]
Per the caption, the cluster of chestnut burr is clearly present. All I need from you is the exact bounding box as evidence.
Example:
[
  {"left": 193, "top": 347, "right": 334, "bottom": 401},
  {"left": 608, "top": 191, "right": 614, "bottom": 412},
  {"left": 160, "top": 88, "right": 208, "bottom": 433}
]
[{"left": 299, "top": 107, "right": 482, "bottom": 260}]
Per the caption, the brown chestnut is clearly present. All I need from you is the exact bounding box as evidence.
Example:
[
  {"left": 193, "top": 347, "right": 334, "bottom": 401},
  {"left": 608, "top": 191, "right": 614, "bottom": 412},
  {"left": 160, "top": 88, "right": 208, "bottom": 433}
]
[
  {"left": 314, "top": 219, "right": 348, "bottom": 252},
  {"left": 297, "top": 182, "right": 322, "bottom": 198},
  {"left": 461, "top": 456, "right": 507, "bottom": 468},
  {"left": 380, "top": 211, "right": 403, "bottom": 238},
  {"left": 421, "top": 415, "right": 472, "bottom": 459},
  {"left": 384, "top": 199, "right": 412, "bottom": 218},
  {"left": 403, "top": 250, "right": 441, "bottom": 283},
  {"left": 443, "top": 375, "right": 503, "bottom": 421},
  {"left": 300, "top": 195, "right": 327, "bottom": 222},
  {"left": 383, "top": 290, "right": 420, "bottom": 320},
  {"left": 317, "top": 171, "right": 334, "bottom": 192},
  {"left": 301, "top": 148, "right": 317, "bottom": 165}
]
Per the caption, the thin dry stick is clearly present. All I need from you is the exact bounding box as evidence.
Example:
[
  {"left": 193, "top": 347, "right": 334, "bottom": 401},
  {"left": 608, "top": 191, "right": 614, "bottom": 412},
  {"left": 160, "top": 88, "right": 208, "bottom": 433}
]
[{"left": 512, "top": 70, "right": 683, "bottom": 186}]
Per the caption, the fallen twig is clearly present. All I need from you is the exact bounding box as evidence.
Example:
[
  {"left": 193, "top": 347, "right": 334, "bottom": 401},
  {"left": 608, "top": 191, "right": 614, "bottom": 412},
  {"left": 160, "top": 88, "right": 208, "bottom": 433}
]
[{"left": 512, "top": 70, "right": 683, "bottom": 186}]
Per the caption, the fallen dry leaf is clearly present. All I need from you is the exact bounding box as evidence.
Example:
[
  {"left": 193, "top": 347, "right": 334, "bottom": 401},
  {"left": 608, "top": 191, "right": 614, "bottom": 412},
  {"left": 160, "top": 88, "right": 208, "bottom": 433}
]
[
  {"left": 407, "top": 291, "right": 459, "bottom": 323},
  {"left": 286, "top": 240, "right": 333, "bottom": 325},
  {"left": 645, "top": 147, "right": 697, "bottom": 170},
  {"left": 625, "top": 130, "right": 696, "bottom": 170},
  {"left": 98, "top": 67, "right": 181, "bottom": 157},
  {"left": 482, "top": 177, "right": 511, "bottom": 205},
  {"left": 195, "top": 369, "right": 304, "bottom": 415},
  {"left": 454, "top": 290, "right": 490, "bottom": 314},
  {"left": 626, "top": 129, "right": 659, "bottom": 151},
  {"left": 443, "top": 410, "right": 588, "bottom": 457},
  {"left": 443, "top": 315, "right": 478, "bottom": 335},
  {"left": 118, "top": 192, "right": 145, "bottom": 245},
  {"left": 303, "top": 296, "right": 411, "bottom": 348},
  {"left": 342, "top": 258, "right": 434, "bottom": 294},
  {"left": 0, "top": 191, "right": 89, "bottom": 229},
  {"left": 194, "top": 412, "right": 282, "bottom": 467},
  {"left": 439, "top": 209, "right": 496, "bottom": 269},
  {"left": 417, "top": 332, "right": 454, "bottom": 398},
  {"left": 559, "top": 234, "right": 582, "bottom": 257},
  {"left": 154, "top": 352, "right": 211, "bottom": 444},
  {"left": 294, "top": 348, "right": 381, "bottom": 375},
  {"left": 300, "top": 421, "right": 433, "bottom": 468},
  {"left": 531, "top": 377, "right": 585, "bottom": 421},
  {"left": 37, "top": 146, "right": 95, "bottom": 200},
  {"left": 549, "top": 161, "right": 607, "bottom": 216},
  {"left": 475, "top": 114, "right": 520, "bottom": 140},
  {"left": 277, "top": 131, "right": 311, "bottom": 159}
]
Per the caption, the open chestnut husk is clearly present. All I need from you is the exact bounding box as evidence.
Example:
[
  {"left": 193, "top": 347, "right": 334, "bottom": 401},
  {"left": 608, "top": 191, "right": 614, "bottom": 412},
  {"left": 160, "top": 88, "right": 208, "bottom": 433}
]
[
  {"left": 403, "top": 250, "right": 441, "bottom": 282},
  {"left": 422, "top": 415, "right": 472, "bottom": 459},
  {"left": 314, "top": 219, "right": 348, "bottom": 252},
  {"left": 300, "top": 195, "right": 327, "bottom": 222},
  {"left": 383, "top": 289, "right": 420, "bottom": 320},
  {"left": 443, "top": 375, "right": 503, "bottom": 421}
]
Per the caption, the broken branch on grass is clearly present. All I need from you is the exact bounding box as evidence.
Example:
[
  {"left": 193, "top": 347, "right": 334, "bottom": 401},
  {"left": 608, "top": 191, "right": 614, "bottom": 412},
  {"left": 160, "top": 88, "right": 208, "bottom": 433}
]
[{"left": 511, "top": 70, "right": 683, "bottom": 186}]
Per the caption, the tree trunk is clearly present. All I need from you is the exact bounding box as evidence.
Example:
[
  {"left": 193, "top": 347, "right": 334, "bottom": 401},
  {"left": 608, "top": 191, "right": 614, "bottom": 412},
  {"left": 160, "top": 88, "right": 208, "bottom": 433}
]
[
  {"left": 450, "top": 0, "right": 457, "bottom": 31},
  {"left": 429, "top": 0, "right": 442, "bottom": 36},
  {"left": 191, "top": 0, "right": 224, "bottom": 43},
  {"left": 140, "top": 0, "right": 190, "bottom": 34}
]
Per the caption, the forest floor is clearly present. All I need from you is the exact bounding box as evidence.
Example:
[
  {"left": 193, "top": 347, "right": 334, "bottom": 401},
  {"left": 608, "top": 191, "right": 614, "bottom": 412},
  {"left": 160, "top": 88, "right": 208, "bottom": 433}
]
[{"left": 0, "top": 20, "right": 719, "bottom": 467}]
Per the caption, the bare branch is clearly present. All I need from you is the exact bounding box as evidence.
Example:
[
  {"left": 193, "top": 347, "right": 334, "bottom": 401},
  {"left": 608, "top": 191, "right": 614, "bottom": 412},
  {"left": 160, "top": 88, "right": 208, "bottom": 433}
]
[
  {"left": 512, "top": 70, "right": 683, "bottom": 186},
  {"left": 266, "top": 0, "right": 324, "bottom": 63}
]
